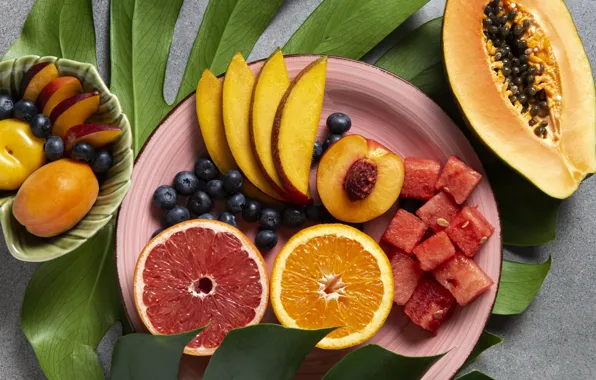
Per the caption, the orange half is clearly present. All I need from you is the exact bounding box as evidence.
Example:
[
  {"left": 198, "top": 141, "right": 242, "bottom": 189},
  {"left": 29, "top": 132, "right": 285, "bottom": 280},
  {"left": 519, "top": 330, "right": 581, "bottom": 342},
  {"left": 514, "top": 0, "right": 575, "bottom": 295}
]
[{"left": 270, "top": 224, "right": 393, "bottom": 349}]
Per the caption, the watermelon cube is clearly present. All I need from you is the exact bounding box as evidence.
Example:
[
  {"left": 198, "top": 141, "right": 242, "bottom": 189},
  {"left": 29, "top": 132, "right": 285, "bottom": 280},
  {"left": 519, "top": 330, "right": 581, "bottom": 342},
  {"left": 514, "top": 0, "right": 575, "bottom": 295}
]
[
  {"left": 390, "top": 249, "right": 424, "bottom": 305},
  {"left": 433, "top": 253, "right": 494, "bottom": 306},
  {"left": 401, "top": 158, "right": 441, "bottom": 200},
  {"left": 412, "top": 231, "right": 456, "bottom": 271},
  {"left": 436, "top": 156, "right": 482, "bottom": 204},
  {"left": 404, "top": 278, "right": 455, "bottom": 335},
  {"left": 445, "top": 206, "right": 494, "bottom": 257},
  {"left": 382, "top": 209, "right": 427, "bottom": 253},
  {"left": 416, "top": 192, "right": 459, "bottom": 232}
]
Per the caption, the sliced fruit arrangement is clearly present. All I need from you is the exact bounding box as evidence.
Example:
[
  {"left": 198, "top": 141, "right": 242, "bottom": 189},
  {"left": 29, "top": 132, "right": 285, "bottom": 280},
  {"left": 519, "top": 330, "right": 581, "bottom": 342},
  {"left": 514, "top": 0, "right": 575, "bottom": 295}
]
[
  {"left": 317, "top": 135, "right": 404, "bottom": 223},
  {"left": 270, "top": 224, "right": 394, "bottom": 349},
  {"left": 149, "top": 50, "right": 498, "bottom": 353},
  {"left": 0, "top": 61, "right": 123, "bottom": 237},
  {"left": 134, "top": 220, "right": 269, "bottom": 356},
  {"left": 273, "top": 56, "right": 327, "bottom": 204},
  {"left": 444, "top": 0, "right": 596, "bottom": 198},
  {"left": 383, "top": 155, "right": 494, "bottom": 334}
]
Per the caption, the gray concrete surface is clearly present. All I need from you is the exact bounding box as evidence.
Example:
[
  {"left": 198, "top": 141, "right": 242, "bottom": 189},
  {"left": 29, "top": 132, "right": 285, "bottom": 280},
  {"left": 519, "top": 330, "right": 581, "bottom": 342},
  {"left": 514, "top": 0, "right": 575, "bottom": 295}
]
[{"left": 0, "top": 0, "right": 595, "bottom": 379}]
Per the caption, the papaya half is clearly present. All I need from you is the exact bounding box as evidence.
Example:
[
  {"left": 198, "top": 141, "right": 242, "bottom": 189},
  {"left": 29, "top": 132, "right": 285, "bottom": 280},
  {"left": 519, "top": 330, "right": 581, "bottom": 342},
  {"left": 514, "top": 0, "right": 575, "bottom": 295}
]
[{"left": 443, "top": 0, "right": 596, "bottom": 199}]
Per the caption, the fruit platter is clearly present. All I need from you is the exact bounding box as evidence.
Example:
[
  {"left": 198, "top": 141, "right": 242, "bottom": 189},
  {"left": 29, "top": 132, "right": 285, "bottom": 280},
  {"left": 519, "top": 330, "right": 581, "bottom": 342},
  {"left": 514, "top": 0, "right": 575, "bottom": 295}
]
[
  {"left": 0, "top": 56, "right": 132, "bottom": 261},
  {"left": 116, "top": 53, "right": 501, "bottom": 378}
]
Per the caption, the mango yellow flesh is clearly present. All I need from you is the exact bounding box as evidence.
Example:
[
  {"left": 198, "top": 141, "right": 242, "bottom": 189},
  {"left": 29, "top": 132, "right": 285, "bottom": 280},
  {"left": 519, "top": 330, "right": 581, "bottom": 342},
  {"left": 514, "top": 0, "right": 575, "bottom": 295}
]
[
  {"left": 250, "top": 49, "right": 290, "bottom": 195},
  {"left": 443, "top": 0, "right": 596, "bottom": 199},
  {"left": 223, "top": 53, "right": 285, "bottom": 201},
  {"left": 0, "top": 119, "right": 46, "bottom": 190},
  {"left": 273, "top": 57, "right": 327, "bottom": 200}
]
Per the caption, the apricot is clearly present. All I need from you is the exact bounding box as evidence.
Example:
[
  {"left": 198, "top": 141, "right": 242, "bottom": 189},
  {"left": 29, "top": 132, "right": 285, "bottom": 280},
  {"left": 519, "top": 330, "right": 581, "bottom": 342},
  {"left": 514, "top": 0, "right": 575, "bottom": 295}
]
[
  {"left": 13, "top": 159, "right": 98, "bottom": 237},
  {"left": 317, "top": 135, "right": 404, "bottom": 223},
  {"left": 0, "top": 119, "right": 46, "bottom": 190}
]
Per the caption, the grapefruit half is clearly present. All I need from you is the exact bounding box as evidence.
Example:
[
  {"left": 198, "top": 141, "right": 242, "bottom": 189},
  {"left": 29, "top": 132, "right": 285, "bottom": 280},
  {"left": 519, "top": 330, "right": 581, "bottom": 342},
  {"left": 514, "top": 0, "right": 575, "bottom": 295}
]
[{"left": 133, "top": 220, "right": 269, "bottom": 356}]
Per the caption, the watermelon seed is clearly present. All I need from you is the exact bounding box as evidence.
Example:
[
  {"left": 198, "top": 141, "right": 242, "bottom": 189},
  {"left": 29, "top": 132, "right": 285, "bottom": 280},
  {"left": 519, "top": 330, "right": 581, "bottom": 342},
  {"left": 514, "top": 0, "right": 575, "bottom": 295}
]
[
  {"left": 433, "top": 310, "right": 445, "bottom": 319},
  {"left": 479, "top": 236, "right": 488, "bottom": 244},
  {"left": 437, "top": 218, "right": 449, "bottom": 227},
  {"left": 461, "top": 221, "right": 470, "bottom": 228}
]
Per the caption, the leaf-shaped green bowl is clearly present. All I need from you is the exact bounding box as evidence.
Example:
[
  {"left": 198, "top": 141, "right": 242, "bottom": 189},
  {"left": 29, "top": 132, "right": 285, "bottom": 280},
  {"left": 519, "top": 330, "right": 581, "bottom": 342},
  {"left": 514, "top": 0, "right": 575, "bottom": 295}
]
[{"left": 0, "top": 56, "right": 133, "bottom": 262}]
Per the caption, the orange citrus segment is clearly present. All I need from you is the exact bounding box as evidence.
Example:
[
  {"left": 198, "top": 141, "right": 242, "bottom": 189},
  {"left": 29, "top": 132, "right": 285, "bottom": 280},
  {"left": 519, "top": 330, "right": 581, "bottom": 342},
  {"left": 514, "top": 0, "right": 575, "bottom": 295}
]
[{"left": 271, "top": 224, "right": 393, "bottom": 349}]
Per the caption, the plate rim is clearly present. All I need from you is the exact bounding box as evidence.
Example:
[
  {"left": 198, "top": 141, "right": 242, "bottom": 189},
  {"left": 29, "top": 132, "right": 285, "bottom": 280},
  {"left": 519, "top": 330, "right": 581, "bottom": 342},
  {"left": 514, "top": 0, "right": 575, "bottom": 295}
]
[{"left": 115, "top": 54, "right": 503, "bottom": 378}]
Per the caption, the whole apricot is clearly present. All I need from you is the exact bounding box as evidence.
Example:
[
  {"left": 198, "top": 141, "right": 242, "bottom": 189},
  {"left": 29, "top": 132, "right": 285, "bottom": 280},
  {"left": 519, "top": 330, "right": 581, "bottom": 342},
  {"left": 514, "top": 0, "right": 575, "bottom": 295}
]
[{"left": 13, "top": 159, "right": 98, "bottom": 237}]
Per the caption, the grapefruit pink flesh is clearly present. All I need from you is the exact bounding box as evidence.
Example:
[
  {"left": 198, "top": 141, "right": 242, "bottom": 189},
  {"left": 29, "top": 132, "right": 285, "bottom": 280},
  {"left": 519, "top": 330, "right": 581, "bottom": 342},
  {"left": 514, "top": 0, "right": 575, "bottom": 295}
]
[{"left": 137, "top": 223, "right": 267, "bottom": 354}]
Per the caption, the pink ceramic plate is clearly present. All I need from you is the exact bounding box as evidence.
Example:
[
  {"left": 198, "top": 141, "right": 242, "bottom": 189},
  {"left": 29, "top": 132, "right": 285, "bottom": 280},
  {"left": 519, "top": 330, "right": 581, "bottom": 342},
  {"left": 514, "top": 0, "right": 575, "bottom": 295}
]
[{"left": 116, "top": 56, "right": 502, "bottom": 379}]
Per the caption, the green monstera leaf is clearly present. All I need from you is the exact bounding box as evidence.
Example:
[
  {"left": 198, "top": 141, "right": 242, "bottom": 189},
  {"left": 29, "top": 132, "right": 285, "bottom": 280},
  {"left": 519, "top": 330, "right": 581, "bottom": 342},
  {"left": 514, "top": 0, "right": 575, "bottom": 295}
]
[
  {"left": 21, "top": 224, "right": 123, "bottom": 380},
  {"left": 3, "top": 0, "right": 96, "bottom": 64},
  {"left": 110, "top": 0, "right": 285, "bottom": 154},
  {"left": 493, "top": 257, "right": 552, "bottom": 315},
  {"left": 111, "top": 328, "right": 205, "bottom": 380},
  {"left": 284, "top": 0, "right": 429, "bottom": 59},
  {"left": 323, "top": 344, "right": 444, "bottom": 380},
  {"left": 205, "top": 325, "right": 335, "bottom": 380}
]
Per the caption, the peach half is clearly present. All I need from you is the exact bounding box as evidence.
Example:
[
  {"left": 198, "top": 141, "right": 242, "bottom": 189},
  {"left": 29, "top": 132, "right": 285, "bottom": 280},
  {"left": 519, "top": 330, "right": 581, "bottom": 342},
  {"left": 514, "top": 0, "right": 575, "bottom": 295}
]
[
  {"left": 50, "top": 92, "right": 100, "bottom": 138},
  {"left": 20, "top": 62, "right": 60, "bottom": 102},
  {"left": 37, "top": 76, "right": 83, "bottom": 116},
  {"left": 317, "top": 135, "right": 404, "bottom": 223},
  {"left": 64, "top": 124, "right": 122, "bottom": 151}
]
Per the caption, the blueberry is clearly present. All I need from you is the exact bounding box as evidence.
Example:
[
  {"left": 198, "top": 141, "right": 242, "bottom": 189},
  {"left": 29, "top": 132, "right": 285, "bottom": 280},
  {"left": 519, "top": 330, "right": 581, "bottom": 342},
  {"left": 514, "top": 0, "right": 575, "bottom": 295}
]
[
  {"left": 29, "top": 114, "right": 52, "bottom": 138},
  {"left": 153, "top": 185, "right": 177, "bottom": 210},
  {"left": 206, "top": 179, "right": 227, "bottom": 200},
  {"left": 259, "top": 208, "right": 281, "bottom": 230},
  {"left": 255, "top": 230, "right": 278, "bottom": 251},
  {"left": 164, "top": 205, "right": 190, "bottom": 227},
  {"left": 226, "top": 193, "right": 246, "bottom": 214},
  {"left": 326, "top": 112, "right": 351, "bottom": 134},
  {"left": 173, "top": 171, "right": 199, "bottom": 196},
  {"left": 323, "top": 134, "right": 342, "bottom": 151},
  {"left": 0, "top": 94, "right": 14, "bottom": 119},
  {"left": 91, "top": 150, "right": 113, "bottom": 174},
  {"left": 218, "top": 211, "right": 237, "bottom": 226},
  {"left": 305, "top": 204, "right": 328, "bottom": 221},
  {"left": 282, "top": 206, "right": 306, "bottom": 228},
  {"left": 151, "top": 228, "right": 164, "bottom": 239},
  {"left": 312, "top": 141, "right": 323, "bottom": 163},
  {"left": 43, "top": 136, "right": 64, "bottom": 161},
  {"left": 198, "top": 213, "right": 216, "bottom": 220},
  {"left": 13, "top": 99, "right": 37, "bottom": 122},
  {"left": 71, "top": 142, "right": 96, "bottom": 163},
  {"left": 242, "top": 199, "right": 261, "bottom": 223},
  {"left": 223, "top": 170, "right": 243, "bottom": 194},
  {"left": 187, "top": 191, "right": 213, "bottom": 215},
  {"left": 194, "top": 158, "right": 218, "bottom": 181}
]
